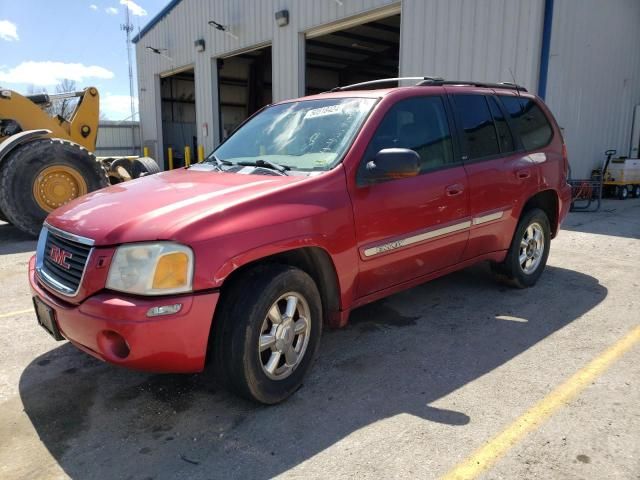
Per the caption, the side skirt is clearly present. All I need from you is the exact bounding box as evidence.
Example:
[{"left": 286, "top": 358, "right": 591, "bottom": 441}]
[{"left": 334, "top": 250, "right": 508, "bottom": 328}]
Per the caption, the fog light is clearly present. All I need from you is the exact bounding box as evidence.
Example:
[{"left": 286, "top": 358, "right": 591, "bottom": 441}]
[
  {"left": 147, "top": 304, "right": 182, "bottom": 317},
  {"left": 98, "top": 330, "right": 130, "bottom": 359}
]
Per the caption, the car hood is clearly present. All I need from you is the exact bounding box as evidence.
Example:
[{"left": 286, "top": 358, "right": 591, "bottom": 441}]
[{"left": 46, "top": 168, "right": 306, "bottom": 245}]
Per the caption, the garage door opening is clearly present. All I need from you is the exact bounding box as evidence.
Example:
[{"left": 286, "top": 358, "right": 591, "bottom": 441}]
[
  {"left": 218, "top": 45, "right": 272, "bottom": 140},
  {"left": 160, "top": 68, "right": 196, "bottom": 169},
  {"left": 305, "top": 14, "right": 400, "bottom": 94}
]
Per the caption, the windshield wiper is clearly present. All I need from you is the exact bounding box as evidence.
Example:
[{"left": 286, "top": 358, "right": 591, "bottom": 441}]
[
  {"left": 237, "top": 159, "right": 290, "bottom": 175},
  {"left": 205, "top": 153, "right": 233, "bottom": 170}
]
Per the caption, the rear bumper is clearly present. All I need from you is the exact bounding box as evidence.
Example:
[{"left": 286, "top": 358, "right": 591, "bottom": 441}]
[
  {"left": 29, "top": 256, "right": 219, "bottom": 373},
  {"left": 558, "top": 183, "right": 572, "bottom": 230}
]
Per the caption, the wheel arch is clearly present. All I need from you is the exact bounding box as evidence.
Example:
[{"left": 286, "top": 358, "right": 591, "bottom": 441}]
[
  {"left": 217, "top": 246, "right": 342, "bottom": 327},
  {"left": 521, "top": 189, "right": 560, "bottom": 237},
  {"left": 0, "top": 129, "right": 51, "bottom": 167}
]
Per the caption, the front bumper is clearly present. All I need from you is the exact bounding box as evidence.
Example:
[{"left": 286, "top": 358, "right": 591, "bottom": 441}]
[{"left": 29, "top": 256, "right": 219, "bottom": 373}]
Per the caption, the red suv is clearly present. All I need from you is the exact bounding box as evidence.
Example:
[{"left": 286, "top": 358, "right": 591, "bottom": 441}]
[{"left": 29, "top": 77, "right": 572, "bottom": 404}]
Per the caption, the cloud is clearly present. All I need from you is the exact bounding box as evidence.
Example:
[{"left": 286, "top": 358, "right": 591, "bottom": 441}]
[
  {"left": 101, "top": 94, "right": 138, "bottom": 120},
  {"left": 0, "top": 61, "right": 114, "bottom": 86},
  {"left": 89, "top": 4, "right": 98, "bottom": 11},
  {"left": 0, "top": 20, "right": 18, "bottom": 41},
  {"left": 105, "top": 7, "right": 118, "bottom": 15},
  {"left": 120, "top": 0, "right": 147, "bottom": 17}
]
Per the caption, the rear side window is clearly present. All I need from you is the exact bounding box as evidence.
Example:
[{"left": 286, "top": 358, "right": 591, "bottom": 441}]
[
  {"left": 500, "top": 96, "right": 553, "bottom": 151},
  {"left": 487, "top": 96, "right": 515, "bottom": 153},
  {"left": 453, "top": 95, "right": 501, "bottom": 160},
  {"left": 365, "top": 96, "right": 455, "bottom": 173}
]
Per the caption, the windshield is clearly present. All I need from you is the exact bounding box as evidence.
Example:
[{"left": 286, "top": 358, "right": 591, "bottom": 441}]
[{"left": 209, "top": 97, "right": 377, "bottom": 171}]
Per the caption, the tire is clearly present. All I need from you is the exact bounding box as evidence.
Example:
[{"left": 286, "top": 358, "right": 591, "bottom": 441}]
[
  {"left": 617, "top": 185, "right": 629, "bottom": 200},
  {"left": 211, "top": 264, "right": 323, "bottom": 404},
  {"left": 491, "top": 208, "right": 551, "bottom": 289},
  {"left": 633, "top": 185, "right": 640, "bottom": 198},
  {"left": 0, "top": 162, "right": 9, "bottom": 223},
  {"left": 130, "top": 156, "right": 161, "bottom": 178},
  {"left": 0, "top": 138, "right": 109, "bottom": 237},
  {"left": 108, "top": 157, "right": 134, "bottom": 181}
]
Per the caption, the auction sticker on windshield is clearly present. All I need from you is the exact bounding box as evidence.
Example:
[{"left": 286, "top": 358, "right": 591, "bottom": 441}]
[{"left": 305, "top": 104, "right": 344, "bottom": 119}]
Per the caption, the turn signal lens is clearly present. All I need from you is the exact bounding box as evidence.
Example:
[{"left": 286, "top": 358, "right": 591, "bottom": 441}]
[
  {"left": 106, "top": 242, "right": 194, "bottom": 295},
  {"left": 152, "top": 252, "right": 189, "bottom": 289}
]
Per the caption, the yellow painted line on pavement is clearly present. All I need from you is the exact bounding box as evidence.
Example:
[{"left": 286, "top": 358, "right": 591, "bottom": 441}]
[
  {"left": 442, "top": 324, "right": 640, "bottom": 480},
  {"left": 0, "top": 308, "right": 33, "bottom": 319}
]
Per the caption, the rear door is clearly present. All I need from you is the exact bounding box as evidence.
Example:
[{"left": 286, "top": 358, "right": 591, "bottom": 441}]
[
  {"left": 348, "top": 95, "right": 470, "bottom": 297},
  {"left": 449, "top": 91, "right": 536, "bottom": 259}
]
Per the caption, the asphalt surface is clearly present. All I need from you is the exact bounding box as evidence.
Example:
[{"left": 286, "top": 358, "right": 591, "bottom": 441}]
[{"left": 0, "top": 199, "right": 638, "bottom": 480}]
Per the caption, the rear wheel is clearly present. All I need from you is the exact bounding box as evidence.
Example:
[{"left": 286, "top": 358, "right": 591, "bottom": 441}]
[
  {"left": 491, "top": 208, "right": 551, "bottom": 288},
  {"left": 617, "top": 185, "right": 629, "bottom": 200},
  {"left": 0, "top": 139, "right": 108, "bottom": 236},
  {"left": 211, "top": 264, "right": 322, "bottom": 404},
  {"left": 633, "top": 185, "right": 640, "bottom": 198}
]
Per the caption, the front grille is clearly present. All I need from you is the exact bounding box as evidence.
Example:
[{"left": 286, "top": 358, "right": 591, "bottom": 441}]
[{"left": 39, "top": 228, "right": 93, "bottom": 295}]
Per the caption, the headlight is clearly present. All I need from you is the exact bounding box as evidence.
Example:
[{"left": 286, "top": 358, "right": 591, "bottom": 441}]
[{"left": 106, "top": 242, "right": 194, "bottom": 295}]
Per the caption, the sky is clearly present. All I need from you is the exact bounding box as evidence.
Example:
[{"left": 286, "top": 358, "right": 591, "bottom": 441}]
[{"left": 0, "top": 0, "right": 167, "bottom": 120}]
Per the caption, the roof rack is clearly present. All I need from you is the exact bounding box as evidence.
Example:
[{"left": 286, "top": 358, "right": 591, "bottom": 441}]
[
  {"left": 417, "top": 78, "right": 528, "bottom": 92},
  {"left": 329, "top": 77, "right": 444, "bottom": 92},
  {"left": 330, "top": 77, "right": 527, "bottom": 92}
]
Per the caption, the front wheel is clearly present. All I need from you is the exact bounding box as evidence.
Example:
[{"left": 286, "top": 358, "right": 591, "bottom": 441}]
[
  {"left": 212, "top": 265, "right": 322, "bottom": 404},
  {"left": 0, "top": 139, "right": 108, "bottom": 236},
  {"left": 491, "top": 208, "right": 551, "bottom": 288}
]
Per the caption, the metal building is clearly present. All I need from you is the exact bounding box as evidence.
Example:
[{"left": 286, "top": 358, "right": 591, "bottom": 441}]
[
  {"left": 133, "top": 0, "right": 640, "bottom": 177},
  {"left": 95, "top": 121, "right": 141, "bottom": 157}
]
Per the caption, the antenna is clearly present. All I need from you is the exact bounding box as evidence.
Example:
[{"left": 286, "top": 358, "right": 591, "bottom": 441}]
[
  {"left": 508, "top": 67, "right": 523, "bottom": 99},
  {"left": 121, "top": 6, "right": 137, "bottom": 152}
]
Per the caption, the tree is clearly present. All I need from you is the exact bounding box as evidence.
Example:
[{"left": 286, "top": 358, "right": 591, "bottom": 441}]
[{"left": 48, "top": 79, "right": 79, "bottom": 120}]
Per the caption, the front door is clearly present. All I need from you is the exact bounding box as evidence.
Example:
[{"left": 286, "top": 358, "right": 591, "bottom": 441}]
[{"left": 348, "top": 95, "right": 470, "bottom": 297}]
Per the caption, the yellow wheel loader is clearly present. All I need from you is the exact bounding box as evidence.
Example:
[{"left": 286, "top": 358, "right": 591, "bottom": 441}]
[{"left": 0, "top": 87, "right": 159, "bottom": 236}]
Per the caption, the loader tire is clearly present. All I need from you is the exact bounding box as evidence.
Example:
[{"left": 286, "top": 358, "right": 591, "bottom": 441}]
[
  {"left": 0, "top": 163, "right": 9, "bottom": 223},
  {"left": 0, "top": 138, "right": 109, "bottom": 237}
]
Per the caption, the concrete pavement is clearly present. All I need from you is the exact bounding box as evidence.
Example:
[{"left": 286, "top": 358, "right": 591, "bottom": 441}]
[{"left": 0, "top": 199, "right": 638, "bottom": 479}]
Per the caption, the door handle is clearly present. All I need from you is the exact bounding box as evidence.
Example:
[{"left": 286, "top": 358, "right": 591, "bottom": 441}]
[
  {"left": 516, "top": 169, "right": 531, "bottom": 179},
  {"left": 445, "top": 184, "right": 464, "bottom": 196}
]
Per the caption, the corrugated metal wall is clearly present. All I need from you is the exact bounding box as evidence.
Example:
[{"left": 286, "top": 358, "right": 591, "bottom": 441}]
[
  {"left": 95, "top": 122, "right": 141, "bottom": 156},
  {"left": 136, "top": 0, "right": 398, "bottom": 167},
  {"left": 136, "top": 0, "right": 543, "bottom": 168},
  {"left": 400, "top": 0, "right": 544, "bottom": 90},
  {"left": 545, "top": 0, "right": 640, "bottom": 178}
]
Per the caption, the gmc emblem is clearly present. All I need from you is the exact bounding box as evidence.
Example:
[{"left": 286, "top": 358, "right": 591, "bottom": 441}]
[{"left": 49, "top": 245, "right": 72, "bottom": 270}]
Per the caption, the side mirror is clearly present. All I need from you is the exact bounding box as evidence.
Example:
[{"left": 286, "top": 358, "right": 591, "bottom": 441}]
[{"left": 364, "top": 148, "right": 420, "bottom": 182}]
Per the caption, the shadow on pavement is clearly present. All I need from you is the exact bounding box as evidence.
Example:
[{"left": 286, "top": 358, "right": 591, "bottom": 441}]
[
  {"left": 0, "top": 222, "right": 37, "bottom": 255},
  {"left": 18, "top": 264, "right": 606, "bottom": 479},
  {"left": 561, "top": 198, "right": 640, "bottom": 239}
]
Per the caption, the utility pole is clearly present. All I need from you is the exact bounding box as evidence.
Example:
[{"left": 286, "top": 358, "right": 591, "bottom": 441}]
[{"left": 121, "top": 6, "right": 137, "bottom": 155}]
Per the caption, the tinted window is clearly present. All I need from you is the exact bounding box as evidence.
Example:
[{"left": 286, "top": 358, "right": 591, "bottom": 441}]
[
  {"left": 500, "top": 96, "right": 553, "bottom": 151},
  {"left": 488, "top": 96, "right": 515, "bottom": 152},
  {"left": 454, "top": 95, "right": 501, "bottom": 160},
  {"left": 365, "top": 96, "right": 454, "bottom": 173}
]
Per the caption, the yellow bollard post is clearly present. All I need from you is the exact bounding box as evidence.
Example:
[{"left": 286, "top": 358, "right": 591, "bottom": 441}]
[
  {"left": 184, "top": 146, "right": 191, "bottom": 167},
  {"left": 198, "top": 145, "right": 205, "bottom": 163},
  {"left": 143, "top": 146, "right": 149, "bottom": 157},
  {"left": 167, "top": 147, "right": 174, "bottom": 170}
]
